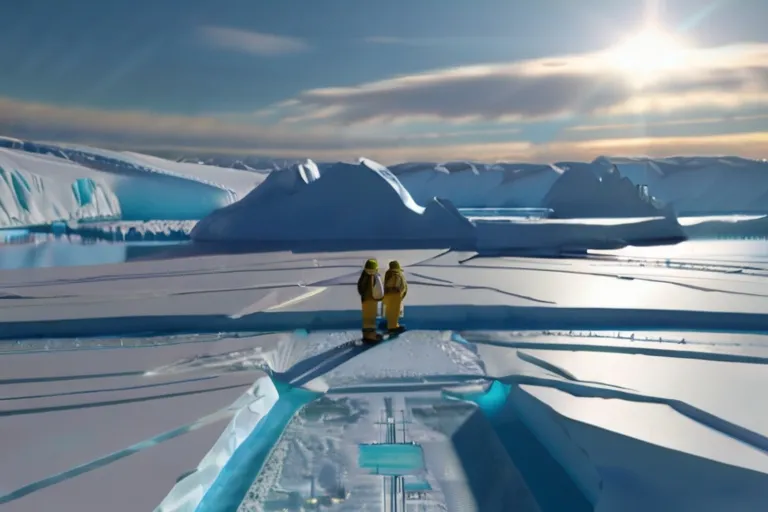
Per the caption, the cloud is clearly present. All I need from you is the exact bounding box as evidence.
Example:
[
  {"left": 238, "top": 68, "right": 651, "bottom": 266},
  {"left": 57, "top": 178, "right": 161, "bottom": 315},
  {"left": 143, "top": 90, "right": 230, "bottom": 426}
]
[
  {"left": 200, "top": 26, "right": 308, "bottom": 56},
  {"left": 567, "top": 114, "right": 768, "bottom": 132},
  {"left": 271, "top": 43, "right": 768, "bottom": 124},
  {"left": 0, "top": 97, "right": 764, "bottom": 164},
  {"left": 125, "top": 131, "right": 768, "bottom": 164},
  {"left": 363, "top": 36, "right": 411, "bottom": 45},
  {"left": 0, "top": 97, "right": 363, "bottom": 152},
  {"left": 362, "top": 36, "right": 441, "bottom": 47}
]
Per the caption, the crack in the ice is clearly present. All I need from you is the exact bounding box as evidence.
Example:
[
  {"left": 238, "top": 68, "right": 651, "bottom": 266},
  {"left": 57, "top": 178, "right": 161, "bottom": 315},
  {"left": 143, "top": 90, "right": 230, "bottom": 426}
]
[
  {"left": 464, "top": 337, "right": 768, "bottom": 366},
  {"left": 0, "top": 382, "right": 250, "bottom": 417},
  {"left": 0, "top": 408, "right": 235, "bottom": 505},
  {"left": 0, "top": 375, "right": 218, "bottom": 401},
  {"left": 505, "top": 375, "right": 768, "bottom": 456},
  {"left": 0, "top": 371, "right": 145, "bottom": 385},
  {"left": 515, "top": 351, "right": 634, "bottom": 391},
  {"left": 509, "top": 384, "right": 605, "bottom": 500},
  {"left": 417, "top": 262, "right": 768, "bottom": 299}
]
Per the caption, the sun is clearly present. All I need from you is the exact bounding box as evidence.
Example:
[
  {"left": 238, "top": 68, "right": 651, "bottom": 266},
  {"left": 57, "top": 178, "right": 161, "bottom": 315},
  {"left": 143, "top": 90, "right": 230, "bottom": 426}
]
[{"left": 604, "top": 26, "right": 690, "bottom": 87}]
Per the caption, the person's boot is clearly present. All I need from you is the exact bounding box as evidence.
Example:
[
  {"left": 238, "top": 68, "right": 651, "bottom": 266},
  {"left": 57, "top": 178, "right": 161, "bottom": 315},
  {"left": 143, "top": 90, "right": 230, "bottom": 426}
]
[
  {"left": 362, "top": 329, "right": 383, "bottom": 344},
  {"left": 387, "top": 325, "right": 406, "bottom": 336}
]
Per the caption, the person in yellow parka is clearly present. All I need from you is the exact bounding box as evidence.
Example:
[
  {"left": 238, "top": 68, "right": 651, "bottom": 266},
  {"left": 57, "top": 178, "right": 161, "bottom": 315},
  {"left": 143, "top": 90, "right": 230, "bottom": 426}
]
[
  {"left": 357, "top": 258, "right": 385, "bottom": 342},
  {"left": 383, "top": 260, "right": 408, "bottom": 335}
]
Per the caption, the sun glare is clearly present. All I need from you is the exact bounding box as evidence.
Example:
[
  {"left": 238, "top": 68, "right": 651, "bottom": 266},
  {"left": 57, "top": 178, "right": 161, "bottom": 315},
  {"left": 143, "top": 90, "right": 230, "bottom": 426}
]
[{"left": 604, "top": 26, "right": 690, "bottom": 87}]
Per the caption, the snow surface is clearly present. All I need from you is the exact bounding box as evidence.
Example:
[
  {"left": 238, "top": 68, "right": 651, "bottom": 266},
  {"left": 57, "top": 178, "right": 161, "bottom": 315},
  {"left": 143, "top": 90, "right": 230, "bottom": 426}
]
[
  {"left": 2, "top": 136, "right": 768, "bottom": 511},
  {"left": 2, "top": 243, "right": 768, "bottom": 511},
  {"left": 4, "top": 244, "right": 768, "bottom": 335},
  {"left": 0, "top": 332, "right": 267, "bottom": 511}
]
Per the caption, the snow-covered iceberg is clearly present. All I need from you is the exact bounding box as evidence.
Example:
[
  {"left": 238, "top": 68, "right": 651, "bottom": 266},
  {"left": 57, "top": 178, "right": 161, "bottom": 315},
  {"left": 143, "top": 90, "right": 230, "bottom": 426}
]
[
  {"left": 191, "top": 158, "right": 477, "bottom": 246},
  {"left": 0, "top": 148, "right": 121, "bottom": 227},
  {"left": 389, "top": 156, "right": 768, "bottom": 219},
  {"left": 0, "top": 140, "right": 263, "bottom": 228},
  {"left": 393, "top": 161, "right": 563, "bottom": 209},
  {"left": 544, "top": 163, "right": 669, "bottom": 218},
  {"left": 602, "top": 156, "right": 768, "bottom": 215}
]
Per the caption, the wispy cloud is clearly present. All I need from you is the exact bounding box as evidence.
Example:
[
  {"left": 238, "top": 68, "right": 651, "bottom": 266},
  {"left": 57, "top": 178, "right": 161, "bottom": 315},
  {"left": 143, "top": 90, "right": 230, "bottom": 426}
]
[
  {"left": 568, "top": 114, "right": 768, "bottom": 132},
  {"left": 362, "top": 36, "right": 442, "bottom": 47},
  {"left": 200, "top": 26, "right": 308, "bottom": 56},
  {"left": 363, "top": 36, "right": 411, "bottom": 45},
  {"left": 1, "top": 97, "right": 765, "bottom": 164},
  {"left": 268, "top": 43, "right": 768, "bottom": 124},
  {"left": 126, "top": 131, "right": 768, "bottom": 163}
]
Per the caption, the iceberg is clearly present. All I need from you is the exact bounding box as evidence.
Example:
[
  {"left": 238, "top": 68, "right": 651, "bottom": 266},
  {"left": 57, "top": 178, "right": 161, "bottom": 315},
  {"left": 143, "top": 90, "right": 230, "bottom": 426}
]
[
  {"left": 191, "top": 156, "right": 685, "bottom": 253},
  {"left": 191, "top": 158, "right": 476, "bottom": 247},
  {"left": 543, "top": 163, "right": 669, "bottom": 218},
  {"left": 386, "top": 156, "right": 768, "bottom": 220},
  {"left": 0, "top": 148, "right": 121, "bottom": 227},
  {"left": 602, "top": 156, "right": 768, "bottom": 215},
  {"left": 0, "top": 139, "right": 264, "bottom": 228},
  {"left": 392, "top": 161, "right": 563, "bottom": 209}
]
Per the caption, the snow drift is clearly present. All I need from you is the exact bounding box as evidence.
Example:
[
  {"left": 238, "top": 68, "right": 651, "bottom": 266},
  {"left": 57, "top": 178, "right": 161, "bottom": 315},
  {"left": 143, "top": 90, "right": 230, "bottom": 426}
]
[{"left": 191, "top": 158, "right": 476, "bottom": 246}]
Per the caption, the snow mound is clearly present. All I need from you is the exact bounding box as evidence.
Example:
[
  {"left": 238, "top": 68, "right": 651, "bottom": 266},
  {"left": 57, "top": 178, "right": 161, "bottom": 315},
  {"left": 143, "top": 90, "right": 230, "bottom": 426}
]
[
  {"left": 191, "top": 158, "right": 476, "bottom": 245},
  {"left": 0, "top": 148, "right": 121, "bottom": 227}
]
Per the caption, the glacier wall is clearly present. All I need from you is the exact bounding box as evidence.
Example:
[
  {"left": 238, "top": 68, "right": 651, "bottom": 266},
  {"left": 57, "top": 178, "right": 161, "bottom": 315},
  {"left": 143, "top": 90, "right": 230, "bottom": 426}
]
[
  {"left": 0, "top": 153, "right": 121, "bottom": 227},
  {"left": 0, "top": 143, "right": 262, "bottom": 228}
]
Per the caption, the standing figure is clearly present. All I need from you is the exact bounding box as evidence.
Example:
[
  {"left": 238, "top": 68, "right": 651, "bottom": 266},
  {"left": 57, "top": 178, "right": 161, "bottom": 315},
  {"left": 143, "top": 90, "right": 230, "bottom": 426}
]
[
  {"left": 357, "top": 258, "right": 384, "bottom": 342},
  {"left": 383, "top": 260, "right": 408, "bottom": 335}
]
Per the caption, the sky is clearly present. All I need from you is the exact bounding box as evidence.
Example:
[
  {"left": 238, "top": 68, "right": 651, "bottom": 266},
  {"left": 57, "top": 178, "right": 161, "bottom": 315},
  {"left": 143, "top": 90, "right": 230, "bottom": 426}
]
[{"left": 1, "top": 0, "right": 766, "bottom": 163}]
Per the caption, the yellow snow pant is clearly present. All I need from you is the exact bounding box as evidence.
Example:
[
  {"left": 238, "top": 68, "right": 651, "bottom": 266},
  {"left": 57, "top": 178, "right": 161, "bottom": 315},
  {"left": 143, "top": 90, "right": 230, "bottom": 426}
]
[
  {"left": 362, "top": 300, "right": 378, "bottom": 338},
  {"left": 382, "top": 293, "right": 402, "bottom": 330}
]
